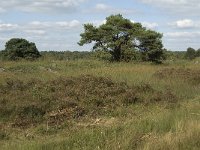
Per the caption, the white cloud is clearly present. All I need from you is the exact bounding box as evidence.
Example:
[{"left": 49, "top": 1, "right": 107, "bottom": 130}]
[
  {"left": 0, "top": 8, "right": 6, "bottom": 13},
  {"left": 56, "top": 20, "right": 80, "bottom": 28},
  {"left": 89, "top": 20, "right": 106, "bottom": 26},
  {"left": 169, "top": 19, "right": 200, "bottom": 29},
  {"left": 95, "top": 3, "right": 109, "bottom": 11},
  {"left": 131, "top": 20, "right": 158, "bottom": 29},
  {"left": 176, "top": 19, "right": 194, "bottom": 28},
  {"left": 0, "top": 23, "right": 18, "bottom": 31},
  {"left": 0, "top": 0, "right": 88, "bottom": 13},
  {"left": 142, "top": 22, "right": 158, "bottom": 29},
  {"left": 140, "top": 0, "right": 188, "bottom": 6},
  {"left": 163, "top": 31, "right": 200, "bottom": 50},
  {"left": 139, "top": 0, "right": 200, "bottom": 16},
  {"left": 0, "top": 20, "right": 83, "bottom": 50},
  {"left": 0, "top": 20, "right": 81, "bottom": 35},
  {"left": 24, "top": 30, "right": 46, "bottom": 35},
  {"left": 165, "top": 31, "right": 200, "bottom": 38},
  {"left": 25, "top": 20, "right": 81, "bottom": 31},
  {"left": 0, "top": 37, "right": 9, "bottom": 41},
  {"left": 88, "top": 3, "right": 137, "bottom": 15},
  {"left": 29, "top": 21, "right": 50, "bottom": 27}
]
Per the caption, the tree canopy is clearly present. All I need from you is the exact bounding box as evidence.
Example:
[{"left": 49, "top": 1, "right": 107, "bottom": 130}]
[
  {"left": 196, "top": 49, "right": 200, "bottom": 57},
  {"left": 79, "top": 14, "right": 165, "bottom": 63},
  {"left": 4, "top": 38, "right": 41, "bottom": 60},
  {"left": 185, "top": 47, "right": 196, "bottom": 60}
]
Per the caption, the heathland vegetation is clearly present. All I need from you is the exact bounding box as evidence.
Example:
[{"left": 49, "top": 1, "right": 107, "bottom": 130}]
[{"left": 0, "top": 14, "right": 199, "bottom": 150}]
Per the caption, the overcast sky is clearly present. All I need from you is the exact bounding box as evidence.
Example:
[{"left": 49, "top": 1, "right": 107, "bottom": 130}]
[{"left": 0, "top": 0, "right": 200, "bottom": 51}]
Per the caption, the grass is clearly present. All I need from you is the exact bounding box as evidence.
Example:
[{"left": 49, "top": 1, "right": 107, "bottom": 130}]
[{"left": 0, "top": 59, "right": 200, "bottom": 149}]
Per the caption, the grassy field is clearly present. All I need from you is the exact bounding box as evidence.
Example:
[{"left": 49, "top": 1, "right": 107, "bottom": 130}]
[{"left": 0, "top": 59, "right": 200, "bottom": 150}]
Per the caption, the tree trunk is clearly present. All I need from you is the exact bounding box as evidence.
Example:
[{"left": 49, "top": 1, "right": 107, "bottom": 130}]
[{"left": 113, "top": 48, "right": 121, "bottom": 61}]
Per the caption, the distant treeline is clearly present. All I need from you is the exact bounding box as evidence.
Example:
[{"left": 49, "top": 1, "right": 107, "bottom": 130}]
[
  {"left": 40, "top": 51, "right": 93, "bottom": 61},
  {"left": 0, "top": 49, "right": 190, "bottom": 61},
  {"left": 166, "top": 51, "right": 186, "bottom": 60},
  {"left": 1, "top": 49, "right": 200, "bottom": 62}
]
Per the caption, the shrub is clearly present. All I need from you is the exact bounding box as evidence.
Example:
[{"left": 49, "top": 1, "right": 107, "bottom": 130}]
[
  {"left": 4, "top": 38, "right": 41, "bottom": 60},
  {"left": 196, "top": 49, "right": 200, "bottom": 57},
  {"left": 185, "top": 47, "right": 196, "bottom": 60},
  {"left": 0, "top": 75, "right": 178, "bottom": 128},
  {"left": 0, "top": 130, "right": 9, "bottom": 140}
]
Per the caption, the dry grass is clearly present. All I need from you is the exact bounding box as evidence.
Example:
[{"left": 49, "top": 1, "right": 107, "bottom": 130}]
[
  {"left": 0, "top": 59, "right": 200, "bottom": 150},
  {"left": 0, "top": 75, "right": 177, "bottom": 129}
]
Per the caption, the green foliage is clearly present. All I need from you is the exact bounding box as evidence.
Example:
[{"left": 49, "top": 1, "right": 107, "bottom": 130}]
[
  {"left": 185, "top": 47, "right": 196, "bottom": 60},
  {"left": 79, "top": 14, "right": 165, "bottom": 63},
  {"left": 138, "top": 30, "right": 165, "bottom": 63},
  {"left": 0, "top": 50, "right": 7, "bottom": 61},
  {"left": 121, "top": 48, "right": 140, "bottom": 62},
  {"left": 165, "top": 51, "right": 186, "bottom": 60},
  {"left": 93, "top": 49, "right": 112, "bottom": 61},
  {"left": 4, "top": 38, "right": 41, "bottom": 60},
  {"left": 40, "top": 51, "right": 92, "bottom": 61},
  {"left": 196, "top": 49, "right": 200, "bottom": 57}
]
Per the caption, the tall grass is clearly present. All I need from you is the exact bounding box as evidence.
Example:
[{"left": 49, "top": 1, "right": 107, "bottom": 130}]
[{"left": 0, "top": 59, "right": 200, "bottom": 149}]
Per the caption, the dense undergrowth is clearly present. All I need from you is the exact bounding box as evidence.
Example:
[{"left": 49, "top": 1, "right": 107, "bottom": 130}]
[
  {"left": 0, "top": 59, "right": 200, "bottom": 149},
  {"left": 0, "top": 75, "right": 177, "bottom": 128}
]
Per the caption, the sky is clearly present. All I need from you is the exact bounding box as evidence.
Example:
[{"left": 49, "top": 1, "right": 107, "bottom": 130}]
[{"left": 0, "top": 0, "right": 200, "bottom": 51}]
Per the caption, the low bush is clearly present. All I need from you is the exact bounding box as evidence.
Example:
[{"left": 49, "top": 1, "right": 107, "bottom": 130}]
[
  {"left": 0, "top": 129, "right": 9, "bottom": 140},
  {"left": 0, "top": 75, "right": 178, "bottom": 128},
  {"left": 154, "top": 68, "right": 200, "bottom": 85}
]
